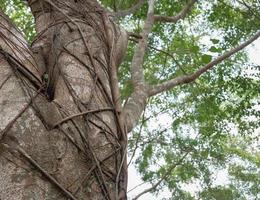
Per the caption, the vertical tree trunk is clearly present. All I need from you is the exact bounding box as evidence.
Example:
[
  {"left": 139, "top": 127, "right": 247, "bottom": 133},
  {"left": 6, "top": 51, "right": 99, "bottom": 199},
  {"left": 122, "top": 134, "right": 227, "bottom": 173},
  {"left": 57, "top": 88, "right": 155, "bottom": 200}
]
[{"left": 0, "top": 0, "right": 128, "bottom": 199}]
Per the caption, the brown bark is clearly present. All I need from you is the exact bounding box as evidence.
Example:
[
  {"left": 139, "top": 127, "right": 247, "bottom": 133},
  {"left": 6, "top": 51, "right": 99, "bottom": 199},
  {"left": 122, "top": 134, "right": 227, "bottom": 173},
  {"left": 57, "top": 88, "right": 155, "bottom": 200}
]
[{"left": 0, "top": 0, "right": 128, "bottom": 199}]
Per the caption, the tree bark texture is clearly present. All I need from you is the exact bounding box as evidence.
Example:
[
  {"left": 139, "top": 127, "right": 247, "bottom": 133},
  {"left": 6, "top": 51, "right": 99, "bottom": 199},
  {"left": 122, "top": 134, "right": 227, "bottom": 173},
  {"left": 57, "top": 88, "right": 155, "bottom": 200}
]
[{"left": 0, "top": 0, "right": 128, "bottom": 199}]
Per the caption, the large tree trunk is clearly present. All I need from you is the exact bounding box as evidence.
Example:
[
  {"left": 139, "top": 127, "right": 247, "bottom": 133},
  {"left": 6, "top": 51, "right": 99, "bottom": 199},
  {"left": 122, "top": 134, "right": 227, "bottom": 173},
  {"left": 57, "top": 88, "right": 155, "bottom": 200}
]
[{"left": 0, "top": 0, "right": 128, "bottom": 199}]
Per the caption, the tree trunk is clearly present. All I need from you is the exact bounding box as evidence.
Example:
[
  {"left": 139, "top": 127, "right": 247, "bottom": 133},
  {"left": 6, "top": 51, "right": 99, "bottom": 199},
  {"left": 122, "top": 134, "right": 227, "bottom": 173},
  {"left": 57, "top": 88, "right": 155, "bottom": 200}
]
[{"left": 0, "top": 0, "right": 128, "bottom": 199}]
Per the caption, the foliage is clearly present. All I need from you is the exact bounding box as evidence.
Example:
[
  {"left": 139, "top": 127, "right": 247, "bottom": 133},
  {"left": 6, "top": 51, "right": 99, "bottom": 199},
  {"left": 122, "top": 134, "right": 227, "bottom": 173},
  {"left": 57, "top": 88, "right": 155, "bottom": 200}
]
[
  {"left": 2, "top": 0, "right": 259, "bottom": 199},
  {"left": 0, "top": 0, "right": 35, "bottom": 42}
]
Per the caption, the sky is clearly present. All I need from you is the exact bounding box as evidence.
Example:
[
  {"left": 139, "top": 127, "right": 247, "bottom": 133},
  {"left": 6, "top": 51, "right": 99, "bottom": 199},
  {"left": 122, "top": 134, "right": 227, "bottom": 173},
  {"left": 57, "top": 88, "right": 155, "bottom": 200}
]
[{"left": 127, "top": 38, "right": 260, "bottom": 200}]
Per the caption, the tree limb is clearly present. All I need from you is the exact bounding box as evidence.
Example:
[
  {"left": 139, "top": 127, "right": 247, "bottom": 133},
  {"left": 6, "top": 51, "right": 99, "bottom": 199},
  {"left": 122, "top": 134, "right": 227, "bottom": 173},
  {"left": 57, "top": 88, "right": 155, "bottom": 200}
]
[
  {"left": 115, "top": 0, "right": 146, "bottom": 18},
  {"left": 123, "top": 0, "right": 155, "bottom": 133},
  {"left": 154, "top": 0, "right": 197, "bottom": 23},
  {"left": 148, "top": 31, "right": 260, "bottom": 97}
]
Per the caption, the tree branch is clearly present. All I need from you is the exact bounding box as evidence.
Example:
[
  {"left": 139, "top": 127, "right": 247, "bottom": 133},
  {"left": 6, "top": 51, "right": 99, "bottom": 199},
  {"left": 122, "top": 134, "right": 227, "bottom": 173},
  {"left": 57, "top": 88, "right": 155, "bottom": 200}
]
[
  {"left": 123, "top": 0, "right": 155, "bottom": 133},
  {"left": 148, "top": 31, "right": 260, "bottom": 97},
  {"left": 236, "top": 0, "right": 260, "bottom": 20},
  {"left": 132, "top": 151, "right": 190, "bottom": 200},
  {"left": 154, "top": 0, "right": 197, "bottom": 23},
  {"left": 115, "top": 0, "right": 146, "bottom": 18}
]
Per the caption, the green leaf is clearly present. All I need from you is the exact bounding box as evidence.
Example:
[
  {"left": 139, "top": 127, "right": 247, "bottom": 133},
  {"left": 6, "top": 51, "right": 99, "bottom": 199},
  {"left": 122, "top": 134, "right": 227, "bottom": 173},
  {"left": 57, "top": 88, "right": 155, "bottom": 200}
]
[
  {"left": 201, "top": 54, "right": 213, "bottom": 64},
  {"left": 209, "top": 46, "right": 222, "bottom": 53},
  {"left": 190, "top": 45, "right": 200, "bottom": 53},
  {"left": 210, "top": 38, "right": 220, "bottom": 44}
]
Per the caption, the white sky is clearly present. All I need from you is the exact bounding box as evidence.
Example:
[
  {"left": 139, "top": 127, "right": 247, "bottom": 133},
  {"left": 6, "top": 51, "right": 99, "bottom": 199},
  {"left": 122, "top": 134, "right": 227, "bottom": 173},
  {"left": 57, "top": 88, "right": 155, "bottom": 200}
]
[{"left": 127, "top": 38, "right": 260, "bottom": 200}]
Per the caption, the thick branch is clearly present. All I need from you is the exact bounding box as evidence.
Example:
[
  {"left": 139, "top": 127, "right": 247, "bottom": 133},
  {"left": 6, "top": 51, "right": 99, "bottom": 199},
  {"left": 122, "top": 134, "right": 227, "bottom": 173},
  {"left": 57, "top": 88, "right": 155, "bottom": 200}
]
[
  {"left": 130, "top": 0, "right": 155, "bottom": 86},
  {"left": 115, "top": 0, "right": 146, "bottom": 18},
  {"left": 154, "top": 0, "right": 197, "bottom": 23},
  {"left": 123, "top": 0, "right": 155, "bottom": 133},
  {"left": 148, "top": 31, "right": 260, "bottom": 96}
]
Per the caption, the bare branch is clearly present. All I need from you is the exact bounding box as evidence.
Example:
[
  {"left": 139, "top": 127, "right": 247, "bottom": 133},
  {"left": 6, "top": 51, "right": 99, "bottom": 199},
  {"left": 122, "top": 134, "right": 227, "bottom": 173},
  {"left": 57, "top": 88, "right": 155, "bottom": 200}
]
[
  {"left": 115, "top": 0, "right": 146, "bottom": 18},
  {"left": 127, "top": 177, "right": 156, "bottom": 193},
  {"left": 154, "top": 0, "right": 197, "bottom": 23},
  {"left": 132, "top": 151, "right": 190, "bottom": 200},
  {"left": 236, "top": 0, "right": 260, "bottom": 20},
  {"left": 148, "top": 31, "right": 260, "bottom": 97},
  {"left": 127, "top": 105, "right": 147, "bottom": 167},
  {"left": 123, "top": 0, "right": 155, "bottom": 133}
]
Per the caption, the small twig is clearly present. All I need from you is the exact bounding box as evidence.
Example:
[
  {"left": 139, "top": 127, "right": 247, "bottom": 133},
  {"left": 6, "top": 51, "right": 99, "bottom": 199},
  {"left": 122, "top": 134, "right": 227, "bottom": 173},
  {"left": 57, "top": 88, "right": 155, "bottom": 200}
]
[
  {"left": 127, "top": 104, "right": 147, "bottom": 167},
  {"left": 127, "top": 177, "right": 156, "bottom": 193},
  {"left": 232, "top": 0, "right": 260, "bottom": 20},
  {"left": 115, "top": 0, "right": 146, "bottom": 18},
  {"left": 154, "top": 0, "right": 197, "bottom": 23},
  {"left": 132, "top": 151, "right": 190, "bottom": 200}
]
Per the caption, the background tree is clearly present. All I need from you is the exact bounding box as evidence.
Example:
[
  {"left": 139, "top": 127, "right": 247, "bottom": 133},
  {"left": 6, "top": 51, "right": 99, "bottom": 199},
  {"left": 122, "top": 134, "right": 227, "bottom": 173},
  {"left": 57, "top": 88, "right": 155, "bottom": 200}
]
[{"left": 0, "top": 0, "right": 259, "bottom": 199}]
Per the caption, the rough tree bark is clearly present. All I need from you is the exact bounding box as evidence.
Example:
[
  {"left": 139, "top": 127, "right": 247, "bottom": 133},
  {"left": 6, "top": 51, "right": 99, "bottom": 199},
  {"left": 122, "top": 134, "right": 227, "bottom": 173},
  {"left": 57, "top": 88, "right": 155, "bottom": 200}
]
[
  {"left": 0, "top": 0, "right": 259, "bottom": 200},
  {"left": 0, "top": 0, "right": 128, "bottom": 199}
]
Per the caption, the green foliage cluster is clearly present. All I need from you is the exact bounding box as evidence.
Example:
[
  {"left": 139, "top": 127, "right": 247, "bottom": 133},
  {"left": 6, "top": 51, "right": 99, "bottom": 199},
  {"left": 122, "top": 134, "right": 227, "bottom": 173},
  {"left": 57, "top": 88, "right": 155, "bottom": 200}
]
[
  {"left": 116, "top": 0, "right": 259, "bottom": 199},
  {"left": 2, "top": 0, "right": 259, "bottom": 199},
  {"left": 0, "top": 0, "right": 35, "bottom": 42}
]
